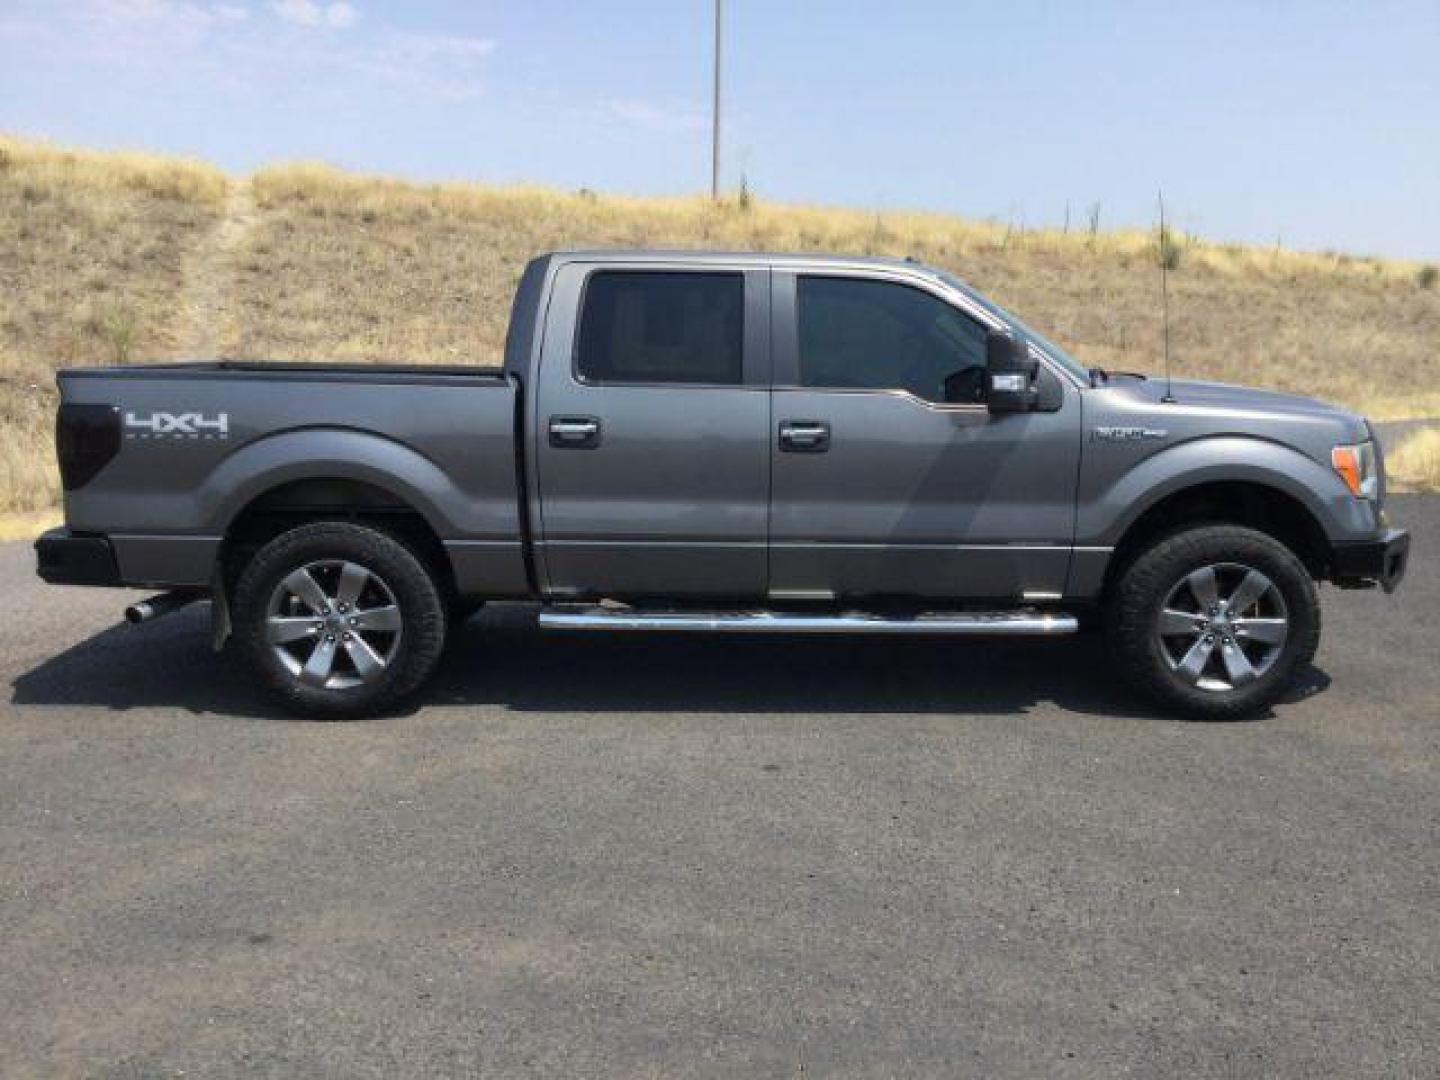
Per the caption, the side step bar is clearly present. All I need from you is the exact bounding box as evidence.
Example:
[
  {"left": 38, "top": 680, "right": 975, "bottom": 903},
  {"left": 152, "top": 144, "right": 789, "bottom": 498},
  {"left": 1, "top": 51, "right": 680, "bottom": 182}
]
[{"left": 537, "top": 606, "right": 1077, "bottom": 636}]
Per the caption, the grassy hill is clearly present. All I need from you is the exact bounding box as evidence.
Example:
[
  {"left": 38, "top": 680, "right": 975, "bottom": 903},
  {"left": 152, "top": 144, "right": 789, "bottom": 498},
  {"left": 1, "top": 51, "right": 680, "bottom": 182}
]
[{"left": 2, "top": 133, "right": 1438, "bottom": 514}]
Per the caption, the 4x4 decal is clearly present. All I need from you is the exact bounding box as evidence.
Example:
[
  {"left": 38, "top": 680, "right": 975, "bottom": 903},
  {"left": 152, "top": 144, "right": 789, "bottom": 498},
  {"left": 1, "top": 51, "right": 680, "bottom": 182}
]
[{"left": 124, "top": 411, "right": 230, "bottom": 440}]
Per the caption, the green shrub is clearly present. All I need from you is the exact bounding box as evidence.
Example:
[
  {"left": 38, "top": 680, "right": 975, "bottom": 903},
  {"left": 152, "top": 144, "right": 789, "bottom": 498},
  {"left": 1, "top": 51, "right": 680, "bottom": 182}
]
[
  {"left": 1158, "top": 226, "right": 1183, "bottom": 271},
  {"left": 100, "top": 306, "right": 138, "bottom": 364}
]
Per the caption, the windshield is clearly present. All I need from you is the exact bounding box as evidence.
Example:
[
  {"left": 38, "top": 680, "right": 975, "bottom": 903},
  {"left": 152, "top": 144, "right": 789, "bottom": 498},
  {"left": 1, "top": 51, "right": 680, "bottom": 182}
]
[{"left": 936, "top": 271, "right": 1091, "bottom": 384}]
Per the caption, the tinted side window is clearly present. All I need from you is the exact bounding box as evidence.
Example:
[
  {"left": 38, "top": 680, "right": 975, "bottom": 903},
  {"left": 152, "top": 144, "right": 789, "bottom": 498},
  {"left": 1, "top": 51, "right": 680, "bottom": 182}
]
[
  {"left": 577, "top": 271, "right": 744, "bottom": 385},
  {"left": 796, "top": 276, "right": 988, "bottom": 403}
]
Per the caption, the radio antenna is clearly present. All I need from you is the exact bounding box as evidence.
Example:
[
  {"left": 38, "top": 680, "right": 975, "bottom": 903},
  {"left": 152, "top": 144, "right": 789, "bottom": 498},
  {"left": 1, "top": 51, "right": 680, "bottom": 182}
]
[{"left": 1158, "top": 189, "right": 1176, "bottom": 403}]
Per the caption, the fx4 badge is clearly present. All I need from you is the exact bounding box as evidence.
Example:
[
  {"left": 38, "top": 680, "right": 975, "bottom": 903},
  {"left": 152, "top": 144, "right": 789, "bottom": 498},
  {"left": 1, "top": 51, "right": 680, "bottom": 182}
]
[
  {"left": 124, "top": 411, "right": 230, "bottom": 440},
  {"left": 1092, "top": 425, "right": 1168, "bottom": 442}
]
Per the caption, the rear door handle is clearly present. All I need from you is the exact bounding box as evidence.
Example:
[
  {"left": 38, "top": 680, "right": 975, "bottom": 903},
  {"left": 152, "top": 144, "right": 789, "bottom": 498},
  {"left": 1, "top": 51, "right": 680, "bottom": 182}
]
[
  {"left": 548, "top": 416, "right": 601, "bottom": 448},
  {"left": 779, "top": 420, "right": 830, "bottom": 452}
]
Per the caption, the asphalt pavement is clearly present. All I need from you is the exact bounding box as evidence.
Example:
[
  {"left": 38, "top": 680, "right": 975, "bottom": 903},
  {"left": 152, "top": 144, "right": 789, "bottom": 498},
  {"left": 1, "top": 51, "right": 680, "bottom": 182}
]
[{"left": 2, "top": 497, "right": 1436, "bottom": 1077}]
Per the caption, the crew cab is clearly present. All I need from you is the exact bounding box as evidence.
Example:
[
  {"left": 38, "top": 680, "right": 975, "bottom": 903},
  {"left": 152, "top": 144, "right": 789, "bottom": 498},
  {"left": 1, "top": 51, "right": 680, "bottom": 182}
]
[{"left": 37, "top": 251, "right": 1409, "bottom": 718}]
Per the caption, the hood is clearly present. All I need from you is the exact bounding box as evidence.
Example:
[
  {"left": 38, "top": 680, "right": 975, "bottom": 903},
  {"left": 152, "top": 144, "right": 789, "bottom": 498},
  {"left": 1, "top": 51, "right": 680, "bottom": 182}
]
[{"left": 1097, "top": 376, "right": 1369, "bottom": 441}]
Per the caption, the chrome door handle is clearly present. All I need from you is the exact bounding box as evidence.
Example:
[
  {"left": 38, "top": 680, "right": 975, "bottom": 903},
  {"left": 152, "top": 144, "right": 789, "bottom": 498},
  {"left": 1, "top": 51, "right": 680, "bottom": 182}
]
[
  {"left": 778, "top": 420, "right": 830, "bottom": 452},
  {"left": 548, "top": 416, "right": 601, "bottom": 448}
]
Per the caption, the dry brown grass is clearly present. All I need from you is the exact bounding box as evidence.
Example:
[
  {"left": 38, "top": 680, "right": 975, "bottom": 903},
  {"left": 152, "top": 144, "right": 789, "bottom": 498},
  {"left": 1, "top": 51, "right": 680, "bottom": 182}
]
[
  {"left": 1388, "top": 429, "right": 1440, "bottom": 492},
  {"left": 233, "top": 162, "right": 1440, "bottom": 420},
  {"left": 0, "top": 134, "right": 226, "bottom": 510},
  {"left": 2, "top": 133, "right": 1438, "bottom": 515},
  {"left": 0, "top": 508, "right": 61, "bottom": 543}
]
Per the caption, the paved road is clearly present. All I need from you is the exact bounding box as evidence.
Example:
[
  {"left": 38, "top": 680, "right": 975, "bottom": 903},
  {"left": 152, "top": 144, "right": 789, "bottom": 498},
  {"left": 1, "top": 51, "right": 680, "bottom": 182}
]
[{"left": 3, "top": 499, "right": 1436, "bottom": 1077}]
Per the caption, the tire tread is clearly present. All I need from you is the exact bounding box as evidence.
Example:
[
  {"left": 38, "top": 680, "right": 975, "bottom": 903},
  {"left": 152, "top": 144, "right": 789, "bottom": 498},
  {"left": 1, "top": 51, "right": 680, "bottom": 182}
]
[
  {"left": 233, "top": 522, "right": 447, "bottom": 719},
  {"left": 1105, "top": 523, "right": 1320, "bottom": 720}
]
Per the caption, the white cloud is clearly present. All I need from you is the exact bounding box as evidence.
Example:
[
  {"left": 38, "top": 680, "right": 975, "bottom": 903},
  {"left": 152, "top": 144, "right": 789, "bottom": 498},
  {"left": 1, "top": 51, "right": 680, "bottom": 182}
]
[
  {"left": 83, "top": 0, "right": 169, "bottom": 21},
  {"left": 65, "top": 0, "right": 254, "bottom": 53},
  {"left": 82, "top": 0, "right": 246, "bottom": 28},
  {"left": 381, "top": 31, "right": 495, "bottom": 64},
  {"left": 603, "top": 99, "right": 707, "bottom": 134},
  {"left": 296, "top": 30, "right": 497, "bottom": 102},
  {"left": 270, "top": 0, "right": 356, "bottom": 29},
  {"left": 9, "top": 0, "right": 494, "bottom": 104},
  {"left": 322, "top": 2, "right": 356, "bottom": 28},
  {"left": 0, "top": 12, "right": 46, "bottom": 42}
]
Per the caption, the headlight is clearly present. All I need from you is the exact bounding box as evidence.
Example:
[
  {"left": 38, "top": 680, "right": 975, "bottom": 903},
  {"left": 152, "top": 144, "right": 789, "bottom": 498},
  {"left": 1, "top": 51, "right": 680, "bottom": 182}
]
[{"left": 1331, "top": 440, "right": 1379, "bottom": 500}]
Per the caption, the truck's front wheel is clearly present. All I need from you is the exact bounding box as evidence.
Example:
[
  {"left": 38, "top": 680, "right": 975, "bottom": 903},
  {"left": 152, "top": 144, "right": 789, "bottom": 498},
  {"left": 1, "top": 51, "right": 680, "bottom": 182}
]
[
  {"left": 1106, "top": 524, "right": 1320, "bottom": 720},
  {"left": 233, "top": 522, "right": 447, "bottom": 719}
]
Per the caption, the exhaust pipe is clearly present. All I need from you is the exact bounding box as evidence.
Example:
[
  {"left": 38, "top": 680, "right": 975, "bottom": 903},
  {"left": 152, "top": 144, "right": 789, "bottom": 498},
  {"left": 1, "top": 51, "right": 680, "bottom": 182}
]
[{"left": 124, "top": 591, "right": 197, "bottom": 625}]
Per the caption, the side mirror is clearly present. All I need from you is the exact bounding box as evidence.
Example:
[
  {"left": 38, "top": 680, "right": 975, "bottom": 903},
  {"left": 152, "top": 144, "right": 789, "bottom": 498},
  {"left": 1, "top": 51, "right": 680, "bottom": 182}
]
[{"left": 985, "top": 329, "right": 1039, "bottom": 413}]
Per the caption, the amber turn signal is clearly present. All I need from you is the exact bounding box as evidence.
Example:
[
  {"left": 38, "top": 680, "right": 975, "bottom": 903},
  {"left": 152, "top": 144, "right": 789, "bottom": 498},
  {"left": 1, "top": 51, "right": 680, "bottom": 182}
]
[{"left": 1331, "top": 442, "right": 1378, "bottom": 500}]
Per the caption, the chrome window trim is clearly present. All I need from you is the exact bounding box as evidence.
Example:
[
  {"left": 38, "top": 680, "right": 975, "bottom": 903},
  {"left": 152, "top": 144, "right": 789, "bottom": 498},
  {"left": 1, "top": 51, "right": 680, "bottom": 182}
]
[{"left": 772, "top": 384, "right": 988, "bottom": 414}]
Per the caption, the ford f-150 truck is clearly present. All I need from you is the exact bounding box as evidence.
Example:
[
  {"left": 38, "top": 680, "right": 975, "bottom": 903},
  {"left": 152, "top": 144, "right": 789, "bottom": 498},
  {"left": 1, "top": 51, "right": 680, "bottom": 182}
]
[{"left": 36, "top": 250, "right": 1409, "bottom": 719}]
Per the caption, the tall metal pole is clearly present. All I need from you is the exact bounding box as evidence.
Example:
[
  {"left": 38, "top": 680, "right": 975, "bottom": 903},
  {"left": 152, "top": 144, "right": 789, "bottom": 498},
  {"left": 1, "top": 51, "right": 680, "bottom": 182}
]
[
  {"left": 1158, "top": 189, "right": 1175, "bottom": 403},
  {"left": 711, "top": 0, "right": 723, "bottom": 199}
]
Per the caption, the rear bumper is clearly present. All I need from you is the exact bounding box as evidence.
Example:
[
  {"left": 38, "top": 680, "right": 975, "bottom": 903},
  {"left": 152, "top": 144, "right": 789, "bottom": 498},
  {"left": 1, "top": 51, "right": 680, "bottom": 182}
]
[
  {"left": 1332, "top": 528, "right": 1410, "bottom": 593},
  {"left": 35, "top": 528, "right": 122, "bottom": 586}
]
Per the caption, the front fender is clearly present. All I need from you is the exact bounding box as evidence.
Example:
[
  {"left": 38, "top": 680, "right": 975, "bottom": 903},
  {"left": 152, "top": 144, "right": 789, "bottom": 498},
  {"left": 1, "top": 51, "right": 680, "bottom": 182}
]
[{"left": 1078, "top": 435, "right": 1379, "bottom": 549}]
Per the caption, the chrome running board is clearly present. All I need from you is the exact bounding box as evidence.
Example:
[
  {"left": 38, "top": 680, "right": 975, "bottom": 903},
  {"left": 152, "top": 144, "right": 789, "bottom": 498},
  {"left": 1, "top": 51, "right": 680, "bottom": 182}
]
[{"left": 537, "top": 606, "right": 1077, "bottom": 636}]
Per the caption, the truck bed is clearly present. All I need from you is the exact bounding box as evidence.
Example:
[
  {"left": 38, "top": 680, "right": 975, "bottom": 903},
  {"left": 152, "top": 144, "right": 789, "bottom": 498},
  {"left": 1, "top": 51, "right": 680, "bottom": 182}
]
[{"left": 54, "top": 361, "right": 528, "bottom": 596}]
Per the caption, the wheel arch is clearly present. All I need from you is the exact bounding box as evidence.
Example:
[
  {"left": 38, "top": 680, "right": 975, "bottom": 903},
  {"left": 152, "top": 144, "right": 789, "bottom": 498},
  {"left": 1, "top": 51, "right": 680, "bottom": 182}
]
[
  {"left": 204, "top": 429, "right": 462, "bottom": 537},
  {"left": 1101, "top": 478, "right": 1332, "bottom": 601},
  {"left": 219, "top": 478, "right": 456, "bottom": 608},
  {"left": 202, "top": 429, "right": 466, "bottom": 588}
]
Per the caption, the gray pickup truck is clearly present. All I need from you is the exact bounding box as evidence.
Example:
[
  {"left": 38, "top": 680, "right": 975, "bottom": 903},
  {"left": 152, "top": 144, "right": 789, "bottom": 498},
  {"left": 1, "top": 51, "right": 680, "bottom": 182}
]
[{"left": 37, "top": 250, "right": 1409, "bottom": 719}]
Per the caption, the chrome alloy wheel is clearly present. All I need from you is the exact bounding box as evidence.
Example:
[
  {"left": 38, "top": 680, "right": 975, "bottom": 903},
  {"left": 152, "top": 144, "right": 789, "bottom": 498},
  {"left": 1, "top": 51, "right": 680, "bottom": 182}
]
[
  {"left": 265, "top": 560, "right": 402, "bottom": 690},
  {"left": 1157, "top": 562, "right": 1289, "bottom": 692}
]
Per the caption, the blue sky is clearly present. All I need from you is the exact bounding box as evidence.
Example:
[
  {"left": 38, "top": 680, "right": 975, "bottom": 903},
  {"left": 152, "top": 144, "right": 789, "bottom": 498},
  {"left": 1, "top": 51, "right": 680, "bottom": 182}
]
[{"left": 2, "top": 0, "right": 1437, "bottom": 259}]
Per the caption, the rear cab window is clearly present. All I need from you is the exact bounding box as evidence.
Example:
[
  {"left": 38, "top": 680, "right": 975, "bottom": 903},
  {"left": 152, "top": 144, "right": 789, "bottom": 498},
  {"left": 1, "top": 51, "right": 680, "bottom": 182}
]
[{"left": 576, "top": 271, "right": 745, "bottom": 385}]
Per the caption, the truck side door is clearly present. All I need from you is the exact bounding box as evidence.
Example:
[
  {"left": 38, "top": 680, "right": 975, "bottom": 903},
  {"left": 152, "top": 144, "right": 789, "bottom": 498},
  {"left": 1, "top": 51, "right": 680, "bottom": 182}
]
[
  {"left": 767, "top": 269, "right": 1081, "bottom": 602},
  {"left": 533, "top": 262, "right": 771, "bottom": 598}
]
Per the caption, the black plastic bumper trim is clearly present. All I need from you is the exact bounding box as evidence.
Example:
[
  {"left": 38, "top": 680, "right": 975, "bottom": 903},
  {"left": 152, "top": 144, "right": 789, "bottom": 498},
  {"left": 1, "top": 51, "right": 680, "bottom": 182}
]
[
  {"left": 1332, "top": 528, "right": 1410, "bottom": 593},
  {"left": 35, "top": 528, "right": 122, "bottom": 586}
]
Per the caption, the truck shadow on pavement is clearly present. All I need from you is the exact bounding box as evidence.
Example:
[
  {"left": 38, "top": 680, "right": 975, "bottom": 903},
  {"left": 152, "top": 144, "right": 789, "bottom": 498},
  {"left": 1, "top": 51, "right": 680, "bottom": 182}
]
[{"left": 11, "top": 602, "right": 1331, "bottom": 722}]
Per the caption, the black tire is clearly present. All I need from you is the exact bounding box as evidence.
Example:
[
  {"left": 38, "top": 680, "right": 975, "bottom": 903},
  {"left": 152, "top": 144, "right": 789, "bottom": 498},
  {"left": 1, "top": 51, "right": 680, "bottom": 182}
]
[
  {"left": 233, "top": 522, "right": 447, "bottom": 719},
  {"left": 1105, "top": 524, "right": 1320, "bottom": 720}
]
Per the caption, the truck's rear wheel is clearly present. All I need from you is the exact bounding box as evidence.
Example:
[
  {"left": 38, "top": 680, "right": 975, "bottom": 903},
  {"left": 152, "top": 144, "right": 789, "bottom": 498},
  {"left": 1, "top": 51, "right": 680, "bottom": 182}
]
[
  {"left": 233, "top": 522, "right": 447, "bottom": 719},
  {"left": 1106, "top": 524, "right": 1320, "bottom": 720}
]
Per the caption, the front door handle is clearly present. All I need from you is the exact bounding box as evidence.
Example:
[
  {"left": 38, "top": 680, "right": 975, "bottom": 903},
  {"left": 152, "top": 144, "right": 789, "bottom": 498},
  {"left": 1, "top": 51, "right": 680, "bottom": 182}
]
[
  {"left": 779, "top": 420, "right": 830, "bottom": 452},
  {"left": 548, "top": 416, "right": 601, "bottom": 449}
]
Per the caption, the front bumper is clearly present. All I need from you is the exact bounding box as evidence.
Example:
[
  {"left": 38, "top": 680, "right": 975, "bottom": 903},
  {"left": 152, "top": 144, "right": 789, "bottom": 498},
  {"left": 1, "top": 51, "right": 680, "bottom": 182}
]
[
  {"left": 35, "top": 527, "right": 122, "bottom": 586},
  {"left": 1332, "top": 527, "right": 1410, "bottom": 593}
]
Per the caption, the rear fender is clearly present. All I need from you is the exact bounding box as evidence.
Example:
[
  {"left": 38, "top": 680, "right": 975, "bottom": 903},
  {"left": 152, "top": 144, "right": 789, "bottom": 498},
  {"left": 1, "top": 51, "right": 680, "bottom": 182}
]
[
  {"left": 206, "top": 428, "right": 531, "bottom": 602},
  {"left": 205, "top": 429, "right": 461, "bottom": 535}
]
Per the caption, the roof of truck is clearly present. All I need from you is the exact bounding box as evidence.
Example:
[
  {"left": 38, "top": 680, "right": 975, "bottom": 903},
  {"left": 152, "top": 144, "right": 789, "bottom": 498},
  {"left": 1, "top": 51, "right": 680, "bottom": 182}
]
[{"left": 542, "top": 249, "right": 947, "bottom": 276}]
